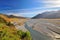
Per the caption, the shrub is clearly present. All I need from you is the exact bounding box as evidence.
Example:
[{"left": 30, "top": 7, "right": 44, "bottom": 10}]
[
  {"left": 7, "top": 22, "right": 14, "bottom": 26},
  {"left": 17, "top": 30, "right": 32, "bottom": 40}
]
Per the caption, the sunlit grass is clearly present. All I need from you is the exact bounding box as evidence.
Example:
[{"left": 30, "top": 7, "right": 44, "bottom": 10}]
[
  {"left": 0, "top": 16, "right": 32, "bottom": 40},
  {"left": 0, "top": 25, "right": 32, "bottom": 40}
]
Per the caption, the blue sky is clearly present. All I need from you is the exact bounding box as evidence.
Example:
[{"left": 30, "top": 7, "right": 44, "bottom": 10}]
[{"left": 0, "top": 0, "right": 60, "bottom": 17}]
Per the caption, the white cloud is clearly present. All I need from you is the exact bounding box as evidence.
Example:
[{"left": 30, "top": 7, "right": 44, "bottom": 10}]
[
  {"left": 5, "top": 8, "right": 59, "bottom": 17},
  {"left": 43, "top": 0, "right": 60, "bottom": 8},
  {"left": 36, "top": 0, "right": 60, "bottom": 8}
]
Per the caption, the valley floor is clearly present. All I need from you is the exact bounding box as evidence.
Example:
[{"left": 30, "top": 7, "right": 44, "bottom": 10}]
[{"left": 25, "top": 19, "right": 60, "bottom": 40}]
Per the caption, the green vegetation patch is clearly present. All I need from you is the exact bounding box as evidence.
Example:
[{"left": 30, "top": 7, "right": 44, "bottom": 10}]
[{"left": 0, "top": 26, "right": 32, "bottom": 40}]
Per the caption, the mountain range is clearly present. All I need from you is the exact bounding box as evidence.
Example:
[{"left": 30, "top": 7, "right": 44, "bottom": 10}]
[
  {"left": 32, "top": 10, "right": 60, "bottom": 19},
  {"left": 0, "top": 13, "right": 26, "bottom": 19}
]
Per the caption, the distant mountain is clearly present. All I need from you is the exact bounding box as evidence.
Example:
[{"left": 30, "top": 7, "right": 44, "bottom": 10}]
[
  {"left": 32, "top": 14, "right": 43, "bottom": 18},
  {"left": 7, "top": 15, "right": 26, "bottom": 19},
  {"left": 32, "top": 10, "right": 60, "bottom": 19},
  {"left": 0, "top": 13, "right": 26, "bottom": 19}
]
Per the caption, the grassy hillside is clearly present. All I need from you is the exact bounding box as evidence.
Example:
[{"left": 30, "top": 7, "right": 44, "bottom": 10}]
[
  {"left": 0, "top": 14, "right": 27, "bottom": 26},
  {"left": 0, "top": 24, "right": 32, "bottom": 40},
  {"left": 0, "top": 14, "right": 32, "bottom": 40}
]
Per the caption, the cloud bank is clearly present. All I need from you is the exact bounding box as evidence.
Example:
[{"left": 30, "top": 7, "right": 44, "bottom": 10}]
[{"left": 37, "top": 0, "right": 60, "bottom": 8}]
